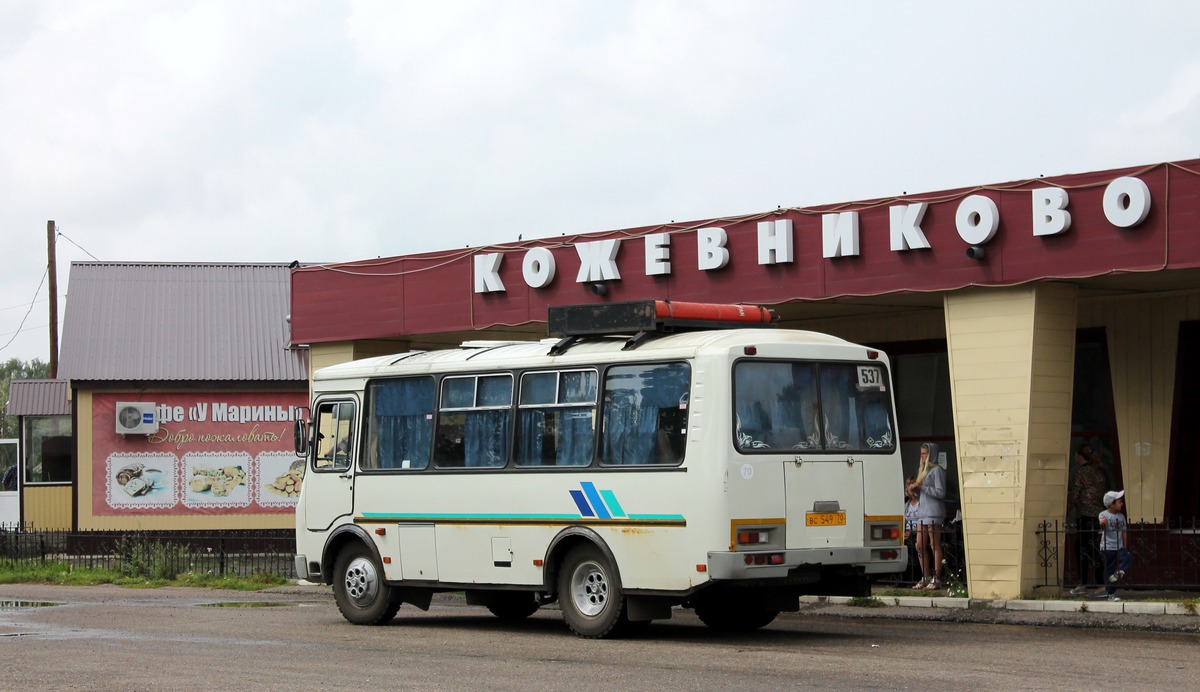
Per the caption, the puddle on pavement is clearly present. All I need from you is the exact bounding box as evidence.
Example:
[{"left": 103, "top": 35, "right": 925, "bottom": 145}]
[
  {"left": 196, "top": 601, "right": 298, "bottom": 608},
  {"left": 0, "top": 601, "right": 62, "bottom": 610}
]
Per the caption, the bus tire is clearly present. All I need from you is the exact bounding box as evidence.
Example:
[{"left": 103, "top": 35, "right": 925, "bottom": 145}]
[
  {"left": 694, "top": 601, "right": 779, "bottom": 632},
  {"left": 486, "top": 593, "right": 540, "bottom": 621},
  {"left": 557, "top": 544, "right": 626, "bottom": 639},
  {"left": 332, "top": 543, "right": 402, "bottom": 625}
]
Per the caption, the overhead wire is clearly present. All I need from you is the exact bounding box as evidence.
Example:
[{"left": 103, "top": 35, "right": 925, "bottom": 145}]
[
  {"left": 56, "top": 228, "right": 101, "bottom": 261},
  {"left": 0, "top": 267, "right": 49, "bottom": 353}
]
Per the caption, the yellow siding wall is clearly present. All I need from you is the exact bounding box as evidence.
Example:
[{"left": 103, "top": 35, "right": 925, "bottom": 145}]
[
  {"left": 1078, "top": 293, "right": 1200, "bottom": 521},
  {"left": 23, "top": 485, "right": 72, "bottom": 530},
  {"left": 944, "top": 284, "right": 1077, "bottom": 598},
  {"left": 309, "top": 340, "right": 409, "bottom": 381},
  {"left": 309, "top": 342, "right": 357, "bottom": 378}
]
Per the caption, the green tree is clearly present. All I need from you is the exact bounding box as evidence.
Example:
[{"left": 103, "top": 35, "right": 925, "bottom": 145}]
[{"left": 1, "top": 357, "right": 50, "bottom": 439}]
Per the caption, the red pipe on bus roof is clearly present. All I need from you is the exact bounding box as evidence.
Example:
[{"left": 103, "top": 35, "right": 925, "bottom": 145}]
[{"left": 653, "top": 300, "right": 775, "bottom": 324}]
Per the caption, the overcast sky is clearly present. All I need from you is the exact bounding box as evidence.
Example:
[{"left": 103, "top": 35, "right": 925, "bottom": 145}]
[{"left": 2, "top": 1, "right": 1199, "bottom": 364}]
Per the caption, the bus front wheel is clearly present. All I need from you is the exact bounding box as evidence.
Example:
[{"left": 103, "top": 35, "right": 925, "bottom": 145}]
[
  {"left": 332, "top": 543, "right": 402, "bottom": 625},
  {"left": 557, "top": 544, "right": 627, "bottom": 638}
]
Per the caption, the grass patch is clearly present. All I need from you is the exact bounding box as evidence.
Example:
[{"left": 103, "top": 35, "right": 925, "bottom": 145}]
[
  {"left": 0, "top": 562, "right": 122, "bottom": 586},
  {"left": 175, "top": 571, "right": 288, "bottom": 591},
  {"left": 845, "top": 596, "right": 886, "bottom": 608},
  {"left": 0, "top": 562, "right": 288, "bottom": 590}
]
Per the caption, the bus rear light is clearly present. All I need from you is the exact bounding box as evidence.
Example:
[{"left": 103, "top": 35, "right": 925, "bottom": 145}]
[
  {"left": 870, "top": 525, "right": 901, "bottom": 541},
  {"left": 743, "top": 346, "right": 758, "bottom": 356},
  {"left": 867, "top": 350, "right": 879, "bottom": 360},
  {"left": 743, "top": 553, "right": 784, "bottom": 566},
  {"left": 737, "top": 531, "right": 769, "bottom": 545},
  {"left": 880, "top": 550, "right": 898, "bottom": 560},
  {"left": 696, "top": 564, "right": 707, "bottom": 572}
]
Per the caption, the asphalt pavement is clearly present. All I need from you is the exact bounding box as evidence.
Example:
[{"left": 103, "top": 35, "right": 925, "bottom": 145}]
[{"left": 272, "top": 580, "right": 1200, "bottom": 634}]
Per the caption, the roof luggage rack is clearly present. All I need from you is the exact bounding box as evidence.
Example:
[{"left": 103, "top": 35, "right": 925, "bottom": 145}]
[{"left": 547, "top": 300, "right": 776, "bottom": 354}]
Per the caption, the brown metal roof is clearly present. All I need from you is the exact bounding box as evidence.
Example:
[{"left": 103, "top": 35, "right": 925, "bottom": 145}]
[
  {"left": 59, "top": 262, "right": 308, "bottom": 382},
  {"left": 7, "top": 379, "right": 70, "bottom": 416}
]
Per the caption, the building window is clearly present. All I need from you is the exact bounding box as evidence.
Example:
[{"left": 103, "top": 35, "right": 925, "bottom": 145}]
[
  {"left": 889, "top": 346, "right": 957, "bottom": 502},
  {"left": 23, "top": 415, "right": 72, "bottom": 484}
]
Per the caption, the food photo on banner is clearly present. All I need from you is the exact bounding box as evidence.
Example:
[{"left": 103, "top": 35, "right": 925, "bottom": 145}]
[{"left": 91, "top": 392, "right": 307, "bottom": 516}]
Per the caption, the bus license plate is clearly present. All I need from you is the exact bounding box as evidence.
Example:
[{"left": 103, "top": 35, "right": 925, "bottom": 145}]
[{"left": 806, "top": 512, "right": 846, "bottom": 527}]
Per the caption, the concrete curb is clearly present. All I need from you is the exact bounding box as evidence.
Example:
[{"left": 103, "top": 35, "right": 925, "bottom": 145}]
[{"left": 799, "top": 594, "right": 1197, "bottom": 616}]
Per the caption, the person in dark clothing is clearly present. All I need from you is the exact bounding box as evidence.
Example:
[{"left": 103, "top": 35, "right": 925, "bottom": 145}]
[
  {"left": 1066, "top": 443, "right": 1107, "bottom": 595},
  {"left": 2, "top": 464, "right": 17, "bottom": 492}
]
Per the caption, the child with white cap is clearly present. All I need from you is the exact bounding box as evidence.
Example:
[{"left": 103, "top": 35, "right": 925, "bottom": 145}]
[{"left": 1098, "top": 489, "right": 1132, "bottom": 601}]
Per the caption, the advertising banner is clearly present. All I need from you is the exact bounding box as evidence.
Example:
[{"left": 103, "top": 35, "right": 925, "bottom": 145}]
[{"left": 92, "top": 392, "right": 307, "bottom": 516}]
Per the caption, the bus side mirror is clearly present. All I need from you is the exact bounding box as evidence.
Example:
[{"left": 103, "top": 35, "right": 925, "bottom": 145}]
[{"left": 294, "top": 419, "right": 309, "bottom": 457}]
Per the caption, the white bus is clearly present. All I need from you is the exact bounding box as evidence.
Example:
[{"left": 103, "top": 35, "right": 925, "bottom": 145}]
[{"left": 293, "top": 301, "right": 905, "bottom": 637}]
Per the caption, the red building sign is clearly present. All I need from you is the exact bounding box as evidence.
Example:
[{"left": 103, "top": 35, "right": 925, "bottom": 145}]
[{"left": 290, "top": 159, "right": 1200, "bottom": 346}]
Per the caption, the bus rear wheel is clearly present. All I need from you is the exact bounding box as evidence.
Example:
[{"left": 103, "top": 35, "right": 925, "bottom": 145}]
[
  {"left": 333, "top": 543, "right": 402, "bottom": 625},
  {"left": 557, "top": 545, "right": 627, "bottom": 638},
  {"left": 694, "top": 600, "right": 779, "bottom": 632}
]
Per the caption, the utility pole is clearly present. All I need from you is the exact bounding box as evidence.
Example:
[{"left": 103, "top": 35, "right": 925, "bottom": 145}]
[{"left": 47, "top": 220, "right": 58, "bottom": 378}]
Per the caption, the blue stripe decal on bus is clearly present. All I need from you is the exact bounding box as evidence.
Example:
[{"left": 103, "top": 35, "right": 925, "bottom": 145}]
[
  {"left": 579, "top": 482, "right": 611, "bottom": 519},
  {"left": 599, "top": 489, "right": 626, "bottom": 518},
  {"left": 569, "top": 490, "right": 595, "bottom": 518}
]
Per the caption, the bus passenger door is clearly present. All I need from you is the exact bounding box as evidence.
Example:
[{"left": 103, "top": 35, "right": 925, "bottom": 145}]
[{"left": 304, "top": 399, "right": 357, "bottom": 531}]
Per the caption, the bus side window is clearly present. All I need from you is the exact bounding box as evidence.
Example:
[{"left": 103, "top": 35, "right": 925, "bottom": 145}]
[
  {"left": 365, "top": 377, "right": 434, "bottom": 470},
  {"left": 516, "top": 370, "right": 597, "bottom": 467},
  {"left": 600, "top": 362, "right": 690, "bottom": 466},
  {"left": 435, "top": 374, "right": 512, "bottom": 468},
  {"left": 314, "top": 401, "right": 355, "bottom": 471}
]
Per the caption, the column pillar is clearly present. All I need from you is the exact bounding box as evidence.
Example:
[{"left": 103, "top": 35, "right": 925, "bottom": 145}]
[{"left": 944, "top": 283, "right": 1077, "bottom": 598}]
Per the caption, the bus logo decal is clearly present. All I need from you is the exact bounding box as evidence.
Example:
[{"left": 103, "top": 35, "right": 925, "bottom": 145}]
[{"left": 569, "top": 481, "right": 627, "bottom": 520}]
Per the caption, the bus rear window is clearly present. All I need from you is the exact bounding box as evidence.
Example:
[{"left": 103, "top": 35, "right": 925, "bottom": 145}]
[{"left": 733, "top": 361, "right": 894, "bottom": 453}]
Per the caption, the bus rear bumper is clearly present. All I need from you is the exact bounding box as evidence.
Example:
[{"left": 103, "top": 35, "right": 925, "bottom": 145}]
[{"left": 707, "top": 546, "right": 905, "bottom": 580}]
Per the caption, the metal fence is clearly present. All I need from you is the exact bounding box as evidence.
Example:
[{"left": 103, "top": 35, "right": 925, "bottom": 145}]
[
  {"left": 877, "top": 521, "right": 967, "bottom": 588},
  {"left": 0, "top": 525, "right": 296, "bottom": 579},
  {"left": 1036, "top": 518, "right": 1200, "bottom": 590}
]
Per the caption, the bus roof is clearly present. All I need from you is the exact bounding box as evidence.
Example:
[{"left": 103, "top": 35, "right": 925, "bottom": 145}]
[{"left": 311, "top": 328, "right": 876, "bottom": 382}]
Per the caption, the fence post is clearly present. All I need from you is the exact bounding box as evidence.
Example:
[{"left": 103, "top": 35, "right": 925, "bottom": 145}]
[{"left": 219, "top": 538, "right": 227, "bottom": 576}]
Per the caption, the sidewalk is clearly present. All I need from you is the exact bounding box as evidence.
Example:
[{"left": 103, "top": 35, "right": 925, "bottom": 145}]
[{"left": 807, "top": 585, "right": 1200, "bottom": 617}]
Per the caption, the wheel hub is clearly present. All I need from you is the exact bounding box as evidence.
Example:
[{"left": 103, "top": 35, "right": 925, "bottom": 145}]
[
  {"left": 571, "top": 560, "right": 608, "bottom": 616},
  {"left": 344, "top": 556, "right": 379, "bottom": 606}
]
